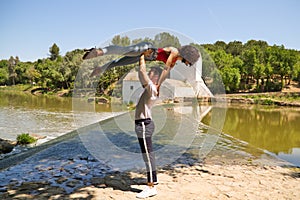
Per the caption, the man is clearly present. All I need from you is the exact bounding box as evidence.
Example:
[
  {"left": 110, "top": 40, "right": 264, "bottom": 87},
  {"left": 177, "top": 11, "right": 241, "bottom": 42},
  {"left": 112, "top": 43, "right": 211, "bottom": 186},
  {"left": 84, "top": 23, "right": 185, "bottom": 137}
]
[{"left": 134, "top": 53, "right": 162, "bottom": 198}]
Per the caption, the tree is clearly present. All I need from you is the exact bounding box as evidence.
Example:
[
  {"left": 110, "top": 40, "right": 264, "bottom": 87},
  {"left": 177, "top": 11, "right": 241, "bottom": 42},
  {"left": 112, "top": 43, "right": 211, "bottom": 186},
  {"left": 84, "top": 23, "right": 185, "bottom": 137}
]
[
  {"left": 8, "top": 56, "right": 17, "bottom": 85},
  {"left": 293, "top": 60, "right": 300, "bottom": 84},
  {"left": 0, "top": 68, "right": 8, "bottom": 85},
  {"left": 214, "top": 41, "right": 227, "bottom": 51},
  {"left": 132, "top": 37, "right": 153, "bottom": 45},
  {"left": 241, "top": 48, "right": 257, "bottom": 84},
  {"left": 153, "top": 32, "right": 181, "bottom": 48},
  {"left": 226, "top": 41, "right": 243, "bottom": 56},
  {"left": 0, "top": 60, "right": 9, "bottom": 85},
  {"left": 264, "top": 63, "right": 273, "bottom": 91},
  {"left": 211, "top": 49, "right": 233, "bottom": 69},
  {"left": 244, "top": 40, "right": 268, "bottom": 50},
  {"left": 49, "top": 43, "right": 60, "bottom": 61},
  {"left": 25, "top": 65, "right": 41, "bottom": 85},
  {"left": 253, "top": 63, "right": 265, "bottom": 91},
  {"left": 111, "top": 35, "right": 131, "bottom": 46},
  {"left": 220, "top": 66, "right": 241, "bottom": 92}
]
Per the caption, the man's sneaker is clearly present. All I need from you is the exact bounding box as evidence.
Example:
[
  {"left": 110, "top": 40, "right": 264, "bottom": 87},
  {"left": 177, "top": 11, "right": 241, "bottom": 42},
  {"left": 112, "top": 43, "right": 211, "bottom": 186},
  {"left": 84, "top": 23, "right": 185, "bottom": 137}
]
[
  {"left": 136, "top": 186, "right": 157, "bottom": 199},
  {"left": 83, "top": 47, "right": 103, "bottom": 60}
]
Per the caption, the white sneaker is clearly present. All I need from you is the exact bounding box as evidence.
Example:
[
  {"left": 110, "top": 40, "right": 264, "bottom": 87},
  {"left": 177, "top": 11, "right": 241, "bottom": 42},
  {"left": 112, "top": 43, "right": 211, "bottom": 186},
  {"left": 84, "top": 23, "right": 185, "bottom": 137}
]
[{"left": 136, "top": 186, "right": 157, "bottom": 199}]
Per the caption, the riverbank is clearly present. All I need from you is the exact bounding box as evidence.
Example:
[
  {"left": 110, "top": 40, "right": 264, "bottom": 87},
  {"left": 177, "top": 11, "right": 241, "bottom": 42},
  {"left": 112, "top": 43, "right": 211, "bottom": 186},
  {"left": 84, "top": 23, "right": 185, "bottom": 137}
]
[
  {"left": 0, "top": 130, "right": 299, "bottom": 200},
  {"left": 2, "top": 84, "right": 300, "bottom": 106},
  {"left": 1, "top": 152, "right": 299, "bottom": 199}
]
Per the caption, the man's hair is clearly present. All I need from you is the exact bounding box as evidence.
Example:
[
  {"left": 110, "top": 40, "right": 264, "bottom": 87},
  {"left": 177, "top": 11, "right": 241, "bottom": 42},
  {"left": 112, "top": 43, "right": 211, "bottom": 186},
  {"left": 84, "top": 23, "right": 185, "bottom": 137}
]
[
  {"left": 148, "top": 66, "right": 163, "bottom": 77},
  {"left": 178, "top": 45, "right": 200, "bottom": 65}
]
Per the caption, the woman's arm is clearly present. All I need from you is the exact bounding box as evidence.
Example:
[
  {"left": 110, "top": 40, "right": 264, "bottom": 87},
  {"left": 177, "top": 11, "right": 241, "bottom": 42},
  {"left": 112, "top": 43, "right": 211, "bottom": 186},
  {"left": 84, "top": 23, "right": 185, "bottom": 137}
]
[{"left": 157, "top": 47, "right": 179, "bottom": 87}]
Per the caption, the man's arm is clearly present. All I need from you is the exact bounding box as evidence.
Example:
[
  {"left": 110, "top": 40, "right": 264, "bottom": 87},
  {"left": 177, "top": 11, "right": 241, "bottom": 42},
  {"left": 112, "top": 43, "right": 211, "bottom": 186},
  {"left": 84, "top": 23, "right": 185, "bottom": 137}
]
[{"left": 138, "top": 55, "right": 150, "bottom": 87}]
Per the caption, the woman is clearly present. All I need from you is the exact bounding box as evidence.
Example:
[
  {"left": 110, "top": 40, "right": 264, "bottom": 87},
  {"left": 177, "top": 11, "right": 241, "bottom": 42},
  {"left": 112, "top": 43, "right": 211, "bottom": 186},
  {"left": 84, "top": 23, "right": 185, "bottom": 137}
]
[{"left": 83, "top": 42, "right": 200, "bottom": 90}]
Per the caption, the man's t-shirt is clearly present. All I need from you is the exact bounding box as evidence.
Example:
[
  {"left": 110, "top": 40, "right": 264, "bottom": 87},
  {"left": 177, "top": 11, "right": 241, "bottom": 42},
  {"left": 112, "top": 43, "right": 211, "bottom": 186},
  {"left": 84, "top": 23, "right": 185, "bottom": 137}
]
[{"left": 135, "top": 81, "right": 158, "bottom": 120}]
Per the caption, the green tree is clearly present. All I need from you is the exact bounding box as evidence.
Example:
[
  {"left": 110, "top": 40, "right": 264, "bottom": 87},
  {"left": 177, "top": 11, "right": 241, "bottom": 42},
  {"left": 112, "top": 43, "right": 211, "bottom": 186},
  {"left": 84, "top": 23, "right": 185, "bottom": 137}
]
[
  {"left": 253, "top": 63, "right": 265, "bottom": 91},
  {"left": 244, "top": 40, "right": 268, "bottom": 50},
  {"left": 211, "top": 49, "right": 233, "bottom": 69},
  {"left": 111, "top": 35, "right": 131, "bottom": 46},
  {"left": 153, "top": 32, "right": 181, "bottom": 48},
  {"left": 214, "top": 41, "right": 227, "bottom": 51},
  {"left": 293, "top": 60, "right": 300, "bottom": 84},
  {"left": 8, "top": 56, "right": 17, "bottom": 85},
  {"left": 267, "top": 45, "right": 296, "bottom": 89},
  {"left": 49, "top": 43, "right": 60, "bottom": 61},
  {"left": 0, "top": 68, "right": 8, "bottom": 85},
  {"left": 0, "top": 60, "right": 9, "bottom": 85},
  {"left": 264, "top": 62, "right": 273, "bottom": 91},
  {"left": 220, "top": 66, "right": 241, "bottom": 92},
  {"left": 241, "top": 48, "right": 257, "bottom": 84},
  {"left": 132, "top": 37, "right": 153, "bottom": 45},
  {"left": 63, "top": 49, "right": 83, "bottom": 89},
  {"left": 25, "top": 65, "right": 41, "bottom": 85},
  {"left": 226, "top": 40, "right": 243, "bottom": 56}
]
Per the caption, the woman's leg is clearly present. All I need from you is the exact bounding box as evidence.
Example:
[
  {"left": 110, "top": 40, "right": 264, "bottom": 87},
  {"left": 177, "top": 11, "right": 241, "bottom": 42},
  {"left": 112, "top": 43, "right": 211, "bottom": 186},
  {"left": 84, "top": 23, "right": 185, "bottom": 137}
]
[
  {"left": 84, "top": 41, "right": 154, "bottom": 60},
  {"left": 104, "top": 41, "right": 154, "bottom": 57},
  {"left": 90, "top": 47, "right": 158, "bottom": 76},
  {"left": 90, "top": 56, "right": 140, "bottom": 77}
]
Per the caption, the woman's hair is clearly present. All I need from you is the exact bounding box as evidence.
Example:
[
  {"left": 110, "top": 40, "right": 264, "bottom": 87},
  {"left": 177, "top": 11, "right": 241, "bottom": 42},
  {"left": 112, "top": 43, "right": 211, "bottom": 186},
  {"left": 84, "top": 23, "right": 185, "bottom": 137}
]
[{"left": 178, "top": 45, "right": 200, "bottom": 65}]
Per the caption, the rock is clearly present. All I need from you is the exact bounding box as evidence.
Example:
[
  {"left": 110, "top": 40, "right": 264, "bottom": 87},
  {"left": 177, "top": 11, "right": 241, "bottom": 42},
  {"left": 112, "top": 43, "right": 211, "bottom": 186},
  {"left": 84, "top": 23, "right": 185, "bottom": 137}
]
[
  {"left": 96, "top": 97, "right": 109, "bottom": 104},
  {"left": 30, "top": 133, "right": 47, "bottom": 140},
  {"left": 104, "top": 175, "right": 130, "bottom": 190},
  {"left": 87, "top": 97, "right": 110, "bottom": 104},
  {"left": 66, "top": 180, "right": 81, "bottom": 188},
  {"left": 0, "top": 138, "right": 16, "bottom": 154}
]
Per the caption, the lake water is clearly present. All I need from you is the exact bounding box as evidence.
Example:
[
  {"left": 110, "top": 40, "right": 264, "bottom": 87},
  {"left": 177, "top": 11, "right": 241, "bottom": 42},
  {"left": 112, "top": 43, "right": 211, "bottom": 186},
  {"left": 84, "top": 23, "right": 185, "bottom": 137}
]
[
  {"left": 0, "top": 90, "right": 299, "bottom": 167},
  {"left": 0, "top": 90, "right": 123, "bottom": 142},
  {"left": 217, "top": 104, "right": 300, "bottom": 166}
]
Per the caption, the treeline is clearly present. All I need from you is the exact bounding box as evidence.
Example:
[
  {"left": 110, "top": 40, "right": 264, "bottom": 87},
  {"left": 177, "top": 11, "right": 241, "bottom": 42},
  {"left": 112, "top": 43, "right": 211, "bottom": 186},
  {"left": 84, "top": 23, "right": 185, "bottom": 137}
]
[
  {"left": 0, "top": 44, "right": 83, "bottom": 90},
  {"left": 198, "top": 40, "right": 300, "bottom": 93},
  {"left": 0, "top": 32, "right": 299, "bottom": 95}
]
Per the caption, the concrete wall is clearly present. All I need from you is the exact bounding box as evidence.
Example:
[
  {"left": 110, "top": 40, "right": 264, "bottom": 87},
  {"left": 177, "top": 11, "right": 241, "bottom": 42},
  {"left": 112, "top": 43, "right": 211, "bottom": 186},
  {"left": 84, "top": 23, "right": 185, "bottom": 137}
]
[{"left": 122, "top": 80, "right": 142, "bottom": 104}]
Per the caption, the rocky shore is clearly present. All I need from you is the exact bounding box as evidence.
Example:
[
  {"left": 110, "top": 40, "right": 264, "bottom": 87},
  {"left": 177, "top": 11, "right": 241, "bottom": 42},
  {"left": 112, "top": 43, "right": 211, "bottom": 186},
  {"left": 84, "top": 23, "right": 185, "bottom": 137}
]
[
  {"left": 0, "top": 156, "right": 299, "bottom": 200},
  {"left": 0, "top": 128, "right": 299, "bottom": 200}
]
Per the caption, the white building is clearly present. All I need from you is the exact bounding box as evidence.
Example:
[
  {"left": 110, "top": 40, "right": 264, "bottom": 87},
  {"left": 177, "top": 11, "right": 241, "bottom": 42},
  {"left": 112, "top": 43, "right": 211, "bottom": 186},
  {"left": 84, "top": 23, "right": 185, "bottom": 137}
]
[{"left": 122, "top": 58, "right": 213, "bottom": 104}]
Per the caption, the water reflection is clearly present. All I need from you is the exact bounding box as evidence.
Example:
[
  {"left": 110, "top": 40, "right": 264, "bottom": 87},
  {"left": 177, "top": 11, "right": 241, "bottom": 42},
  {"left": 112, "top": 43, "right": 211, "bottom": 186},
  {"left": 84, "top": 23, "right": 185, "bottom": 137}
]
[
  {"left": 205, "top": 105, "right": 300, "bottom": 166},
  {"left": 0, "top": 91, "right": 121, "bottom": 141}
]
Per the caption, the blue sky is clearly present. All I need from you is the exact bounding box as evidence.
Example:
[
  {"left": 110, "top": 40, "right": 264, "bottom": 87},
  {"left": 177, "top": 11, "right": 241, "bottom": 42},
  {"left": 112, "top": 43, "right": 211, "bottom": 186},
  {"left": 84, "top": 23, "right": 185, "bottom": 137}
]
[{"left": 0, "top": 0, "right": 299, "bottom": 61}]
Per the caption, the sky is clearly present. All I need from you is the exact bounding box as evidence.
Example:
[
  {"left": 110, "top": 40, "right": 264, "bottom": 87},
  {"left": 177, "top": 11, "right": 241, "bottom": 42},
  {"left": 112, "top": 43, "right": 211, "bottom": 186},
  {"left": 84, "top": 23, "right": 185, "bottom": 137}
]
[{"left": 0, "top": 0, "right": 299, "bottom": 62}]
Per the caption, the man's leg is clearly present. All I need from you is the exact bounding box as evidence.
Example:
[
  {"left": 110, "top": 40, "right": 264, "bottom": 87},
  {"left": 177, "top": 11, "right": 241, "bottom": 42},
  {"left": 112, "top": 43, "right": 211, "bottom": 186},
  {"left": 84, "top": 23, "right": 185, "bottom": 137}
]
[
  {"left": 135, "top": 120, "right": 157, "bottom": 183},
  {"left": 135, "top": 120, "right": 158, "bottom": 198}
]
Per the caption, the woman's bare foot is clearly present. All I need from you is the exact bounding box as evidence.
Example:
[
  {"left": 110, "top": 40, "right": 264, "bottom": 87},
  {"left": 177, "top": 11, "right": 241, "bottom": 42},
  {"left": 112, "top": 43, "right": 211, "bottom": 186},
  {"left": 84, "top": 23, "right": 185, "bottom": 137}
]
[{"left": 83, "top": 48, "right": 104, "bottom": 60}]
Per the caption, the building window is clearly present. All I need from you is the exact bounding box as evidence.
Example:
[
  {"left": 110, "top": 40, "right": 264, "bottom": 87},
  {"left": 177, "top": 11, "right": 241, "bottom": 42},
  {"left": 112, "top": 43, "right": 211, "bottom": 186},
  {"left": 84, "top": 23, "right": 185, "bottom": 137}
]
[{"left": 130, "top": 86, "right": 134, "bottom": 90}]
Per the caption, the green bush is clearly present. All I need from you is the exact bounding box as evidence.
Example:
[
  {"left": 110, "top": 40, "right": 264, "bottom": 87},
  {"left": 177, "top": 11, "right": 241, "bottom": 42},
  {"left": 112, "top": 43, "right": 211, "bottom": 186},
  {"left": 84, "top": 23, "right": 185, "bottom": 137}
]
[{"left": 16, "top": 133, "right": 37, "bottom": 145}]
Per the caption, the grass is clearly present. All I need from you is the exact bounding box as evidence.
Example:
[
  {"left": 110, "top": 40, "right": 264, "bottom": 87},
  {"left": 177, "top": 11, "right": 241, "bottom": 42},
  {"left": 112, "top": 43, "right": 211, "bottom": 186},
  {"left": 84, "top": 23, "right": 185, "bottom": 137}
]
[
  {"left": 16, "top": 133, "right": 37, "bottom": 145},
  {"left": 242, "top": 93, "right": 300, "bottom": 104}
]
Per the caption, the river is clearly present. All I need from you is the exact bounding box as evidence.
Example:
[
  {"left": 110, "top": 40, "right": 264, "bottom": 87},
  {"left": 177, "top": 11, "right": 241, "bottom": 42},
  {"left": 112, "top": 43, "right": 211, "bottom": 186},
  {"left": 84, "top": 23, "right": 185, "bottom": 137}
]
[
  {"left": 0, "top": 90, "right": 123, "bottom": 143},
  {"left": 0, "top": 90, "right": 299, "bottom": 167}
]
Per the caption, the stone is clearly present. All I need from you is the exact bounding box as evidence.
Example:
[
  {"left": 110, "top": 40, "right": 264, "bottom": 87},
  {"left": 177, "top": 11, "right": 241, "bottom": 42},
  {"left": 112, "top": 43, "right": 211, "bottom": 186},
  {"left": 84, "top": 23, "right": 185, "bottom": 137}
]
[
  {"left": 0, "top": 138, "right": 16, "bottom": 154},
  {"left": 0, "top": 187, "right": 7, "bottom": 192},
  {"left": 104, "top": 175, "right": 130, "bottom": 191},
  {"left": 56, "top": 177, "right": 68, "bottom": 184},
  {"left": 66, "top": 180, "right": 81, "bottom": 188}
]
